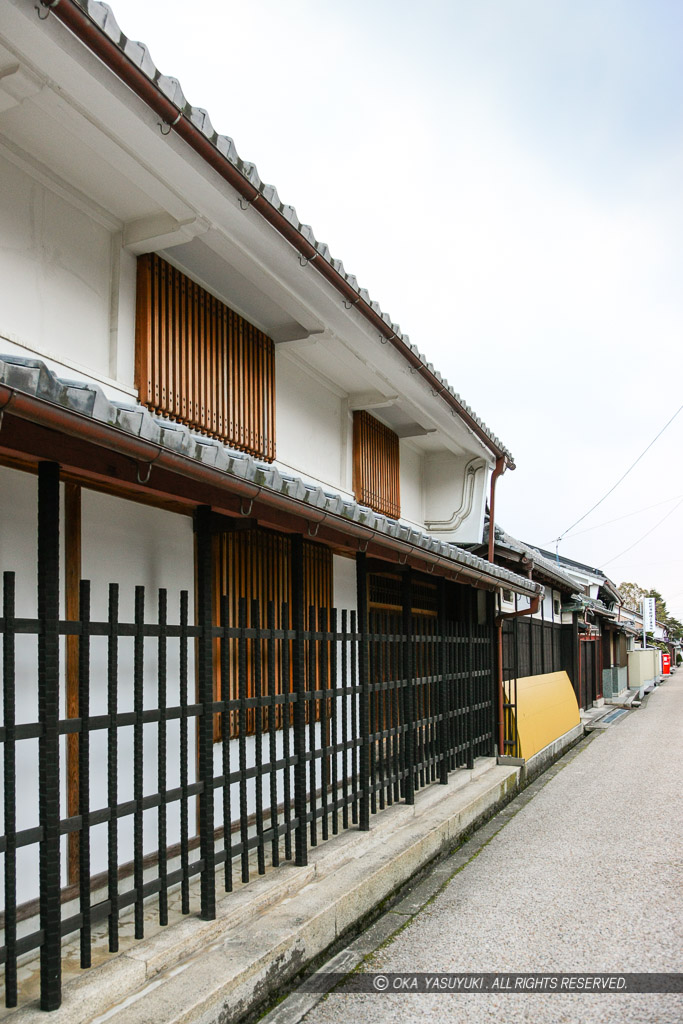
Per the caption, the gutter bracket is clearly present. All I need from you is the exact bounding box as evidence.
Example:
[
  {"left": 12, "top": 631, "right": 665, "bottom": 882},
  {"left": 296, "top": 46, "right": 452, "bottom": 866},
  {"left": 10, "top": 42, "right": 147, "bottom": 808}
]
[
  {"left": 36, "top": 1, "right": 59, "bottom": 20},
  {"left": 136, "top": 450, "right": 161, "bottom": 485},
  {"left": 238, "top": 194, "right": 260, "bottom": 211},
  {"left": 158, "top": 111, "right": 182, "bottom": 136}
]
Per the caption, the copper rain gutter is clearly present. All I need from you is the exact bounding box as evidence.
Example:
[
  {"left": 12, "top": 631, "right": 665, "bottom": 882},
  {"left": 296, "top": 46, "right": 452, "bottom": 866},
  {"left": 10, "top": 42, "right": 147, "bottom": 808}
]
[{"left": 0, "top": 383, "right": 536, "bottom": 594}]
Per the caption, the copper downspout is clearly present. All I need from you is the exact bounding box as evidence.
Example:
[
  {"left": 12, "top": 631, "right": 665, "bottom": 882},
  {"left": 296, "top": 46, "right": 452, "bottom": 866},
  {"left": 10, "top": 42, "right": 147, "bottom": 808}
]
[
  {"left": 495, "top": 594, "right": 542, "bottom": 756},
  {"left": 487, "top": 455, "right": 505, "bottom": 564},
  {"left": 0, "top": 383, "right": 535, "bottom": 594},
  {"left": 39, "top": 0, "right": 515, "bottom": 468}
]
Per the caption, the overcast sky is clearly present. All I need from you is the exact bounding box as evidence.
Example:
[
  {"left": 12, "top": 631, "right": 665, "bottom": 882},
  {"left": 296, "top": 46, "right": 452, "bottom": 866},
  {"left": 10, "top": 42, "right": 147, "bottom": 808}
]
[{"left": 106, "top": 0, "right": 683, "bottom": 618}]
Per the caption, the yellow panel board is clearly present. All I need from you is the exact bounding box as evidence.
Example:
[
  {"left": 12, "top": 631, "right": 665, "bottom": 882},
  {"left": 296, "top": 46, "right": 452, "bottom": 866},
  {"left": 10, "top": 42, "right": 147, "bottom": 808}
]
[{"left": 505, "top": 671, "right": 580, "bottom": 760}]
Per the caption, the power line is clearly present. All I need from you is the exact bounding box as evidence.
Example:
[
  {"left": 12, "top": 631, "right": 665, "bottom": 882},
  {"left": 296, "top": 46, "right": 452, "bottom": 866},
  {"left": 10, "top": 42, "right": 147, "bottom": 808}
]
[
  {"left": 553, "top": 402, "right": 683, "bottom": 545},
  {"left": 542, "top": 492, "right": 683, "bottom": 544},
  {"left": 602, "top": 496, "right": 683, "bottom": 567}
]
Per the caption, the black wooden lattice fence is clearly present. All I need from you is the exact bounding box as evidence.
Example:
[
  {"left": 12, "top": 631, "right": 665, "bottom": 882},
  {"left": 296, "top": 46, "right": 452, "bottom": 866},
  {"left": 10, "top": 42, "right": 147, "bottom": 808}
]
[{"left": 0, "top": 477, "right": 496, "bottom": 1012}]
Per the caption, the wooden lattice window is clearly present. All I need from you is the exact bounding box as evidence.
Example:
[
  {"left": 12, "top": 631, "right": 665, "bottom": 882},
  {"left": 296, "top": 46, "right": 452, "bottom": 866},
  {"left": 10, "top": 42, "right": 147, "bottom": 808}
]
[
  {"left": 353, "top": 411, "right": 400, "bottom": 519},
  {"left": 213, "top": 528, "right": 332, "bottom": 737},
  {"left": 135, "top": 253, "right": 276, "bottom": 461}
]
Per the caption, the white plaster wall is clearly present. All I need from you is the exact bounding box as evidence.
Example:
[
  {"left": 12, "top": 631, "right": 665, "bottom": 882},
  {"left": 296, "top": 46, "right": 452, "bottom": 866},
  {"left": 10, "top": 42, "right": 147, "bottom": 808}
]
[
  {"left": 398, "top": 442, "right": 423, "bottom": 527},
  {"left": 275, "top": 352, "right": 344, "bottom": 490},
  {"left": 0, "top": 151, "right": 114, "bottom": 381},
  {"left": 0, "top": 473, "right": 364, "bottom": 906},
  {"left": 0, "top": 466, "right": 41, "bottom": 904},
  {"left": 423, "top": 452, "right": 487, "bottom": 544},
  {"left": 80, "top": 490, "right": 197, "bottom": 890},
  {"left": 535, "top": 589, "right": 555, "bottom": 620},
  {"left": 333, "top": 553, "right": 357, "bottom": 613},
  {"left": 1, "top": 485, "right": 198, "bottom": 904},
  {"left": 0, "top": 465, "right": 39, "bottom": 617}
]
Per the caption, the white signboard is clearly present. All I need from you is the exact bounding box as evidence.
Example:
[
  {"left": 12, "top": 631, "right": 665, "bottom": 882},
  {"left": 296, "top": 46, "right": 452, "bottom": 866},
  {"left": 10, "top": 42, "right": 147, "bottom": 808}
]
[{"left": 642, "top": 597, "right": 656, "bottom": 633}]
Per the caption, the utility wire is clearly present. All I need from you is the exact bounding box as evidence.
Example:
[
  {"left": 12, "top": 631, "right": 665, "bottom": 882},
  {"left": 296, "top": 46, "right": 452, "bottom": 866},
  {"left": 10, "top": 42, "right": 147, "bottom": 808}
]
[
  {"left": 602, "top": 496, "right": 683, "bottom": 567},
  {"left": 553, "top": 402, "right": 683, "bottom": 545},
  {"left": 542, "top": 492, "right": 683, "bottom": 544}
]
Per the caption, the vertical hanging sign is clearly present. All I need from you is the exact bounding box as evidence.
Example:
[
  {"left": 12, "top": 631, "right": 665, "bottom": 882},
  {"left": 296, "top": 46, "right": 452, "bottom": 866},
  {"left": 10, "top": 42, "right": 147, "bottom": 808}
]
[{"left": 642, "top": 597, "right": 656, "bottom": 647}]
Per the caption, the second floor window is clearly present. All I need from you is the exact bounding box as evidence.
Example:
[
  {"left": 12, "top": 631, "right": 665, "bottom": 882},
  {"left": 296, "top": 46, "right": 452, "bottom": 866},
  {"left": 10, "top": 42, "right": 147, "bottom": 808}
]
[
  {"left": 352, "top": 410, "right": 400, "bottom": 519},
  {"left": 135, "top": 254, "right": 276, "bottom": 461}
]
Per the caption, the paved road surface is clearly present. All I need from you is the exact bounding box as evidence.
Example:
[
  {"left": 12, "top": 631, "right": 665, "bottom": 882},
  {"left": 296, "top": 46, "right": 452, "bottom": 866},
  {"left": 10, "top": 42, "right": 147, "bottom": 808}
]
[{"left": 300, "top": 675, "right": 683, "bottom": 1024}]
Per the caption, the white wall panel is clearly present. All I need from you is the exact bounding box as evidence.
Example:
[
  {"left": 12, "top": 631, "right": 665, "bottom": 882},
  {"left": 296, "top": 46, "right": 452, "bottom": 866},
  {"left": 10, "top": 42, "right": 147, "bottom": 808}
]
[{"left": 0, "top": 152, "right": 112, "bottom": 380}]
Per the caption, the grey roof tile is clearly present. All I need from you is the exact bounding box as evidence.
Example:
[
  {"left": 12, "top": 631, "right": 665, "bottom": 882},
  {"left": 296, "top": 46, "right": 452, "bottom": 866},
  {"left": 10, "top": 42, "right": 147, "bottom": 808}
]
[{"left": 0, "top": 353, "right": 536, "bottom": 593}]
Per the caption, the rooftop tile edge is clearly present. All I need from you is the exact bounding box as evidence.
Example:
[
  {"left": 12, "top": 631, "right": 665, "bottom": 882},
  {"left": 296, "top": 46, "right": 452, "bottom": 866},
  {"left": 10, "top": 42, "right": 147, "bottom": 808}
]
[{"left": 0, "top": 354, "right": 537, "bottom": 594}]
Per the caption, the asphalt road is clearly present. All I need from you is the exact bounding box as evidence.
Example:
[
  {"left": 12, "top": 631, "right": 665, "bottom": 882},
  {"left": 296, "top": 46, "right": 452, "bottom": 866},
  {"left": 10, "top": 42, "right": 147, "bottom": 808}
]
[{"left": 296, "top": 674, "right": 683, "bottom": 1024}]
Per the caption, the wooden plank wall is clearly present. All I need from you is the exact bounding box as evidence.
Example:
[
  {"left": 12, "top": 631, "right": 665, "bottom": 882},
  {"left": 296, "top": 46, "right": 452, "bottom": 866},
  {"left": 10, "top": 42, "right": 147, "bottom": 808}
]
[
  {"left": 352, "top": 411, "right": 400, "bottom": 519},
  {"left": 135, "top": 254, "right": 276, "bottom": 461},
  {"left": 213, "top": 528, "right": 332, "bottom": 736}
]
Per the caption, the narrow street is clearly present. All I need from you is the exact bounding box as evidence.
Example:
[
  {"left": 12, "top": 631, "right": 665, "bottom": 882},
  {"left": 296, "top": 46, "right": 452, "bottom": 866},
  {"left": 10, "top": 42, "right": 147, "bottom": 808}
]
[{"left": 270, "top": 675, "right": 683, "bottom": 1024}]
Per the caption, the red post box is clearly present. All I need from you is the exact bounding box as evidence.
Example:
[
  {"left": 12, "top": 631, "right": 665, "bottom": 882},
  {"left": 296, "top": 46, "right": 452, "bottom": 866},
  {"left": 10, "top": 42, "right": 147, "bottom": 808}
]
[{"left": 662, "top": 653, "right": 671, "bottom": 675}]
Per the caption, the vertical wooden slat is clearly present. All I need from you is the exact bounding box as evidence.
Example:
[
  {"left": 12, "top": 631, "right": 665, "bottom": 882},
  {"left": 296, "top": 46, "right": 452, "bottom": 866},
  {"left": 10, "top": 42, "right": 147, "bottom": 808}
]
[
  {"left": 134, "top": 255, "right": 152, "bottom": 407},
  {"left": 135, "top": 254, "right": 275, "bottom": 458},
  {"left": 352, "top": 411, "right": 400, "bottom": 519}
]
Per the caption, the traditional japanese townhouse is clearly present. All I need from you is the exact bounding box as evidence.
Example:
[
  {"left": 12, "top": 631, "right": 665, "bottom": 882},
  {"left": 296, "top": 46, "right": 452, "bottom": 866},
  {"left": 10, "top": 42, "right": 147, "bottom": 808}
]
[
  {"left": 467, "top": 525, "right": 583, "bottom": 758},
  {"left": 0, "top": 0, "right": 543, "bottom": 1011},
  {"left": 529, "top": 549, "right": 628, "bottom": 708}
]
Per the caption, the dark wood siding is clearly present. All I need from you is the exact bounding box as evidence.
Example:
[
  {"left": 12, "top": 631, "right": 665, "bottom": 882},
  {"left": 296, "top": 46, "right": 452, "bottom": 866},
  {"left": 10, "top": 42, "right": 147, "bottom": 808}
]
[
  {"left": 352, "top": 410, "right": 400, "bottom": 519},
  {"left": 135, "top": 253, "right": 276, "bottom": 461},
  {"left": 213, "top": 528, "right": 332, "bottom": 736}
]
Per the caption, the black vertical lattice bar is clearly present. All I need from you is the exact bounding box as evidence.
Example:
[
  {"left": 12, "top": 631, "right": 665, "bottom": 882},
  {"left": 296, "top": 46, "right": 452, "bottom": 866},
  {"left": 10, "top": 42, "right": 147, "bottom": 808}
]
[
  {"left": 280, "top": 601, "right": 292, "bottom": 861},
  {"left": 456, "top": 620, "right": 464, "bottom": 766},
  {"left": 291, "top": 536, "right": 308, "bottom": 865},
  {"left": 368, "top": 610, "right": 378, "bottom": 819},
  {"left": 448, "top": 625, "right": 456, "bottom": 770},
  {"left": 267, "top": 601, "right": 279, "bottom": 868},
  {"left": 375, "top": 614, "right": 385, "bottom": 811},
  {"left": 401, "top": 572, "right": 415, "bottom": 805},
  {"left": 330, "top": 608, "right": 339, "bottom": 835},
  {"left": 350, "top": 610, "right": 359, "bottom": 826},
  {"left": 356, "top": 554, "right": 370, "bottom": 831},
  {"left": 37, "top": 462, "right": 62, "bottom": 1010},
  {"left": 438, "top": 583, "right": 449, "bottom": 784},
  {"left": 237, "top": 597, "right": 249, "bottom": 883},
  {"left": 473, "top": 622, "right": 480, "bottom": 758},
  {"left": 541, "top": 600, "right": 546, "bottom": 675},
  {"left": 391, "top": 623, "right": 401, "bottom": 804},
  {"left": 157, "top": 589, "right": 168, "bottom": 925},
  {"left": 465, "top": 606, "right": 475, "bottom": 770},
  {"left": 78, "top": 580, "right": 92, "bottom": 968},
  {"left": 307, "top": 605, "right": 317, "bottom": 846},
  {"left": 3, "top": 572, "right": 17, "bottom": 1007},
  {"left": 179, "top": 590, "right": 191, "bottom": 913},
  {"left": 319, "top": 607, "right": 329, "bottom": 841},
  {"left": 252, "top": 600, "right": 266, "bottom": 875},
  {"left": 398, "top": 613, "right": 407, "bottom": 798},
  {"left": 341, "top": 609, "right": 349, "bottom": 829},
  {"left": 220, "top": 595, "right": 233, "bottom": 892},
  {"left": 133, "top": 586, "right": 145, "bottom": 940},
  {"left": 107, "top": 583, "right": 120, "bottom": 953},
  {"left": 195, "top": 507, "right": 216, "bottom": 919}
]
